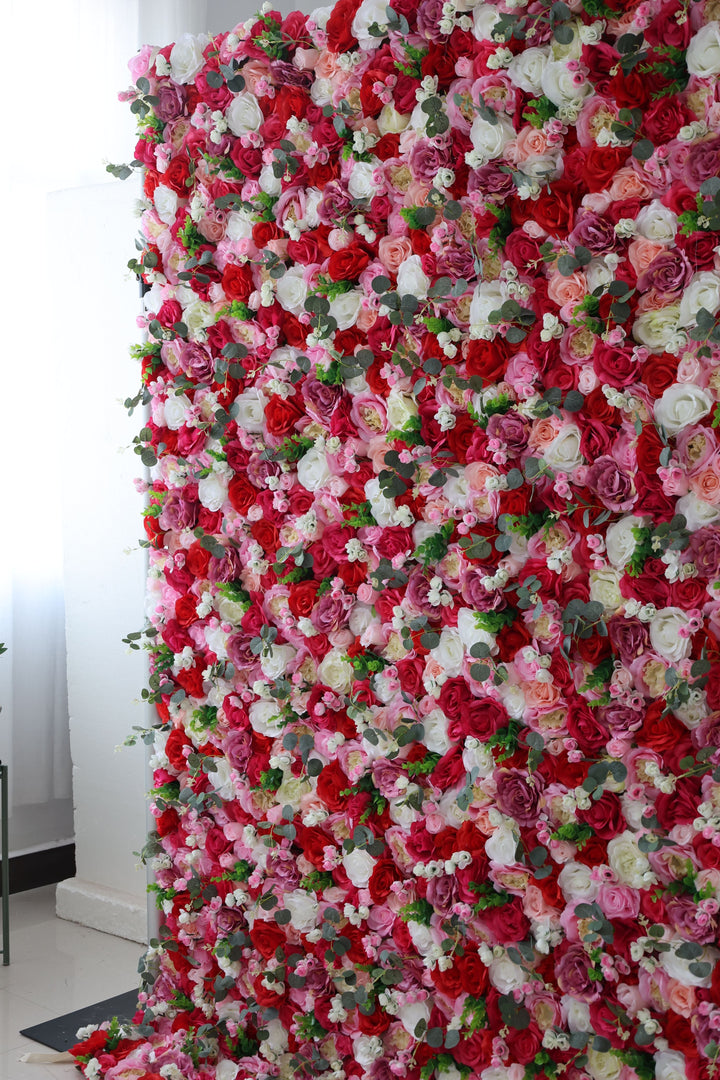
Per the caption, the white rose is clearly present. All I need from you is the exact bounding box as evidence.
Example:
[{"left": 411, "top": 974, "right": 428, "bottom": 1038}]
[
  {"left": 473, "top": 4, "right": 501, "bottom": 41},
  {"left": 389, "top": 787, "right": 421, "bottom": 828},
  {"left": 633, "top": 304, "right": 683, "bottom": 353},
  {"left": 352, "top": 0, "right": 389, "bottom": 49},
  {"left": 378, "top": 104, "right": 411, "bottom": 135},
  {"left": 349, "top": 602, "right": 374, "bottom": 637},
  {"left": 423, "top": 708, "right": 451, "bottom": 755},
  {"left": 687, "top": 21, "right": 720, "bottom": 78},
  {"left": 258, "top": 163, "right": 282, "bottom": 197},
  {"left": 317, "top": 649, "right": 354, "bottom": 693},
  {"left": 469, "top": 113, "right": 515, "bottom": 160},
  {"left": 635, "top": 200, "right": 678, "bottom": 243},
  {"left": 508, "top": 47, "right": 549, "bottom": 94},
  {"left": 248, "top": 700, "right": 284, "bottom": 736},
  {"left": 396, "top": 998, "right": 431, "bottom": 1037},
  {"left": 470, "top": 280, "right": 507, "bottom": 329},
  {"left": 485, "top": 822, "right": 519, "bottom": 864},
  {"left": 649, "top": 607, "right": 693, "bottom": 663},
  {"left": 347, "top": 160, "right": 379, "bottom": 201},
  {"left": 490, "top": 955, "right": 526, "bottom": 993},
  {"left": 276, "top": 774, "right": 311, "bottom": 810},
  {"left": 225, "top": 92, "right": 264, "bottom": 136},
  {"left": 262, "top": 1018, "right": 288, "bottom": 1055},
  {"left": 396, "top": 254, "right": 430, "bottom": 300},
  {"left": 276, "top": 265, "right": 309, "bottom": 315},
  {"left": 386, "top": 388, "right": 419, "bottom": 429},
  {"left": 541, "top": 59, "right": 590, "bottom": 107},
  {"left": 655, "top": 1052, "right": 688, "bottom": 1080},
  {"left": 169, "top": 33, "right": 208, "bottom": 84},
  {"left": 216, "top": 1061, "right": 240, "bottom": 1080},
  {"left": 365, "top": 477, "right": 397, "bottom": 527},
  {"left": 234, "top": 390, "right": 265, "bottom": 432},
  {"left": 329, "top": 289, "right": 362, "bottom": 329},
  {"left": 562, "top": 995, "right": 591, "bottom": 1033},
  {"left": 154, "top": 184, "right": 178, "bottom": 225},
  {"left": 225, "top": 211, "right": 253, "bottom": 242},
  {"left": 198, "top": 473, "right": 228, "bottom": 512},
  {"left": 353, "top": 1035, "right": 384, "bottom": 1069},
  {"left": 607, "top": 831, "right": 652, "bottom": 890},
  {"left": 654, "top": 383, "right": 712, "bottom": 435},
  {"left": 677, "top": 492, "right": 720, "bottom": 529},
  {"left": 661, "top": 943, "right": 718, "bottom": 987},
  {"left": 543, "top": 424, "right": 584, "bottom": 472},
  {"left": 297, "top": 444, "right": 331, "bottom": 491},
  {"left": 457, "top": 608, "right": 496, "bottom": 653},
  {"left": 678, "top": 271, "right": 720, "bottom": 327},
  {"left": 310, "top": 77, "right": 334, "bottom": 108},
  {"left": 431, "top": 628, "right": 464, "bottom": 678},
  {"left": 342, "top": 848, "right": 375, "bottom": 888},
  {"left": 284, "top": 889, "right": 319, "bottom": 933},
  {"left": 589, "top": 568, "right": 623, "bottom": 612},
  {"left": 163, "top": 393, "right": 192, "bottom": 430},
  {"left": 606, "top": 515, "right": 645, "bottom": 568},
  {"left": 558, "top": 861, "right": 599, "bottom": 902},
  {"left": 208, "top": 759, "right": 235, "bottom": 800},
  {"left": 585, "top": 258, "right": 615, "bottom": 294},
  {"left": 260, "top": 643, "right": 297, "bottom": 681}
]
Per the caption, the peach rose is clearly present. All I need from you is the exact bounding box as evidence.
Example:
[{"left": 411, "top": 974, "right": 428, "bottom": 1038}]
[
  {"left": 608, "top": 167, "right": 654, "bottom": 202},
  {"left": 356, "top": 304, "right": 378, "bottom": 332},
  {"left": 378, "top": 235, "right": 414, "bottom": 273},
  {"left": 240, "top": 59, "right": 274, "bottom": 93},
  {"left": 522, "top": 680, "right": 561, "bottom": 709},
  {"left": 523, "top": 883, "right": 557, "bottom": 921},
  {"left": 547, "top": 270, "right": 588, "bottom": 308},
  {"left": 465, "top": 461, "right": 501, "bottom": 492},
  {"left": 690, "top": 462, "right": 720, "bottom": 504},
  {"left": 315, "top": 50, "right": 343, "bottom": 80},
  {"left": 665, "top": 978, "right": 696, "bottom": 1018},
  {"left": 513, "top": 125, "right": 549, "bottom": 162},
  {"left": 529, "top": 416, "right": 563, "bottom": 451},
  {"left": 628, "top": 237, "right": 666, "bottom": 276}
]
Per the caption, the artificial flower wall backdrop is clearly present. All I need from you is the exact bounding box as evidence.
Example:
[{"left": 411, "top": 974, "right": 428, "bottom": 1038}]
[{"left": 72, "top": 2, "right": 720, "bottom": 1078}]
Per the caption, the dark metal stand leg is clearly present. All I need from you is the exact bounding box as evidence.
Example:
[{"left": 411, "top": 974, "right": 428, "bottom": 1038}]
[{"left": 1, "top": 764, "right": 9, "bottom": 964}]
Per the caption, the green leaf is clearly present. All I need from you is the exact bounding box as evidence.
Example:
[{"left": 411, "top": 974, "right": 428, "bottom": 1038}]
[{"left": 633, "top": 139, "right": 655, "bottom": 161}]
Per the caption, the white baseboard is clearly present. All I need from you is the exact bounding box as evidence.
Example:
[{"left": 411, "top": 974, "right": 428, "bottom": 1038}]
[{"left": 56, "top": 877, "right": 147, "bottom": 944}]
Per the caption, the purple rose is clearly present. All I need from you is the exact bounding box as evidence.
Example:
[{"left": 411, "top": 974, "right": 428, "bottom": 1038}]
[
  {"left": 224, "top": 730, "right": 252, "bottom": 770},
  {"left": 416, "top": 0, "right": 448, "bottom": 42},
  {"left": 154, "top": 81, "right": 186, "bottom": 122},
  {"left": 608, "top": 616, "right": 650, "bottom": 665},
  {"left": 666, "top": 896, "right": 717, "bottom": 945},
  {"left": 319, "top": 181, "right": 355, "bottom": 225},
  {"left": 425, "top": 873, "right": 459, "bottom": 915},
  {"left": 555, "top": 944, "right": 601, "bottom": 1001},
  {"left": 406, "top": 571, "right": 442, "bottom": 618},
  {"left": 688, "top": 527, "right": 720, "bottom": 576},
  {"left": 270, "top": 61, "right": 312, "bottom": 89},
  {"left": 310, "top": 594, "right": 349, "bottom": 633},
  {"left": 683, "top": 136, "right": 720, "bottom": 191},
  {"left": 494, "top": 768, "right": 544, "bottom": 827},
  {"left": 302, "top": 376, "right": 343, "bottom": 424},
  {"left": 585, "top": 456, "right": 636, "bottom": 511},
  {"left": 410, "top": 139, "right": 452, "bottom": 184},
  {"left": 436, "top": 243, "right": 476, "bottom": 280},
  {"left": 460, "top": 570, "right": 506, "bottom": 612},
  {"left": 159, "top": 492, "right": 199, "bottom": 531},
  {"left": 487, "top": 411, "right": 530, "bottom": 453},
  {"left": 208, "top": 547, "right": 244, "bottom": 584},
  {"left": 267, "top": 848, "right": 301, "bottom": 889},
  {"left": 637, "top": 249, "right": 692, "bottom": 296},
  {"left": 569, "top": 212, "right": 619, "bottom": 255},
  {"left": 468, "top": 165, "right": 514, "bottom": 198},
  {"left": 600, "top": 704, "right": 644, "bottom": 738},
  {"left": 179, "top": 342, "right": 214, "bottom": 382},
  {"left": 226, "top": 632, "right": 257, "bottom": 668}
]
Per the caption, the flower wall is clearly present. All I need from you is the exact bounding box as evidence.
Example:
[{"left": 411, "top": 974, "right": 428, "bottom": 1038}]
[{"left": 73, "top": 3, "right": 720, "bottom": 1079}]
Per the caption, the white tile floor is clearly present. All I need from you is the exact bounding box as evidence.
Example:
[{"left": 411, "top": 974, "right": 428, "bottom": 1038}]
[{"left": 0, "top": 886, "right": 143, "bottom": 1080}]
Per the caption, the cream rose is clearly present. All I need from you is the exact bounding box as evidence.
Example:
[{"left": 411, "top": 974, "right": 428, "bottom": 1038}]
[
  {"left": 225, "top": 92, "right": 264, "bottom": 136},
  {"left": 633, "top": 305, "right": 683, "bottom": 353},
  {"left": 677, "top": 491, "right": 720, "bottom": 529},
  {"left": 654, "top": 383, "right": 713, "bottom": 435},
  {"left": 365, "top": 477, "right": 397, "bottom": 527},
  {"left": 457, "top": 608, "right": 496, "bottom": 653},
  {"left": 386, "top": 388, "right": 419, "bottom": 429},
  {"left": 662, "top": 943, "right": 718, "bottom": 987},
  {"left": 507, "top": 47, "right": 549, "bottom": 94},
  {"left": 541, "top": 60, "right": 590, "bottom": 108},
  {"left": 260, "top": 643, "right": 297, "bottom": 681},
  {"left": 248, "top": 700, "right": 284, "bottom": 736},
  {"left": 181, "top": 299, "right": 215, "bottom": 338},
  {"left": 490, "top": 954, "right": 527, "bottom": 993},
  {"left": 589, "top": 568, "right": 623, "bottom": 612},
  {"left": 586, "top": 1049, "right": 623, "bottom": 1080},
  {"left": 317, "top": 649, "right": 354, "bottom": 693},
  {"left": 485, "top": 822, "right": 519, "bottom": 864},
  {"left": 558, "top": 861, "right": 599, "bottom": 902},
  {"left": 635, "top": 201, "right": 678, "bottom": 243},
  {"left": 606, "top": 515, "right": 645, "bottom": 568},
  {"left": 470, "top": 279, "right": 507, "bottom": 330},
  {"left": 378, "top": 104, "right": 410, "bottom": 135},
  {"left": 687, "top": 21, "right": 720, "bottom": 78},
  {"left": 655, "top": 1052, "right": 688, "bottom": 1080},
  {"left": 396, "top": 999, "right": 431, "bottom": 1038},
  {"left": 423, "top": 708, "right": 451, "bottom": 755},
  {"left": 543, "top": 425, "right": 584, "bottom": 472},
  {"left": 297, "top": 444, "right": 331, "bottom": 491},
  {"left": 352, "top": 0, "right": 389, "bottom": 49},
  {"left": 258, "top": 163, "right": 282, "bottom": 197},
  {"left": 649, "top": 607, "right": 693, "bottom": 663},
  {"left": 163, "top": 393, "right": 192, "bottom": 431},
  {"left": 607, "top": 832, "right": 653, "bottom": 890},
  {"left": 430, "top": 628, "right": 464, "bottom": 678},
  {"left": 198, "top": 473, "right": 228, "bottom": 512},
  {"left": 473, "top": 4, "right": 501, "bottom": 42},
  {"left": 170, "top": 33, "right": 208, "bottom": 84}
]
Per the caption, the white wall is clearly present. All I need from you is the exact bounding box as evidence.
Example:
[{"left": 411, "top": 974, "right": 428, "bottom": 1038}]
[{"left": 55, "top": 0, "right": 304, "bottom": 943}]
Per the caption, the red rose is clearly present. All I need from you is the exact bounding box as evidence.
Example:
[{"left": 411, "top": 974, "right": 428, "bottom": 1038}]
[
  {"left": 357, "top": 1004, "right": 392, "bottom": 1035},
  {"left": 222, "top": 263, "right": 254, "bottom": 302},
  {"left": 249, "top": 919, "right": 286, "bottom": 959},
  {"left": 325, "top": 0, "right": 362, "bottom": 52},
  {"left": 516, "top": 181, "right": 578, "bottom": 235},
  {"left": 174, "top": 593, "right": 198, "bottom": 628},
  {"left": 431, "top": 962, "right": 464, "bottom": 997},
  {"left": 431, "top": 746, "right": 466, "bottom": 791},
  {"left": 578, "top": 791, "right": 623, "bottom": 839},
  {"left": 369, "top": 858, "right": 398, "bottom": 902},
  {"left": 185, "top": 541, "right": 211, "bottom": 578},
  {"left": 228, "top": 473, "right": 258, "bottom": 515},
  {"left": 582, "top": 145, "right": 630, "bottom": 193},
  {"left": 163, "top": 156, "right": 191, "bottom": 195},
  {"left": 456, "top": 950, "right": 489, "bottom": 995},
  {"left": 593, "top": 343, "right": 640, "bottom": 387},
  {"left": 273, "top": 86, "right": 309, "bottom": 124},
  {"left": 641, "top": 352, "right": 678, "bottom": 396},
  {"left": 174, "top": 663, "right": 204, "bottom": 699},
  {"left": 264, "top": 394, "right": 304, "bottom": 437},
  {"left": 328, "top": 244, "right": 371, "bottom": 281},
  {"left": 643, "top": 97, "right": 693, "bottom": 144},
  {"left": 481, "top": 898, "right": 529, "bottom": 944},
  {"left": 315, "top": 759, "right": 351, "bottom": 812},
  {"left": 636, "top": 701, "right": 687, "bottom": 755}
]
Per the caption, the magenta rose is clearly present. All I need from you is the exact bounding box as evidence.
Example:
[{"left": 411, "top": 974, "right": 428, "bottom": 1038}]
[{"left": 494, "top": 768, "right": 545, "bottom": 827}]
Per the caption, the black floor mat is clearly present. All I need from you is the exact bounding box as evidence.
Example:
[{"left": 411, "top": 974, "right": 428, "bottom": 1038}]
[{"left": 19, "top": 989, "right": 139, "bottom": 1051}]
